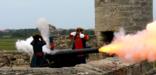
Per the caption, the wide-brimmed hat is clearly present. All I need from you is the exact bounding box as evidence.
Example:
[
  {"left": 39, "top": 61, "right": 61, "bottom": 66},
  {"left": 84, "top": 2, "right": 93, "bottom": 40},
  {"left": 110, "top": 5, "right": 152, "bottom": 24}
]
[{"left": 76, "top": 27, "right": 83, "bottom": 32}]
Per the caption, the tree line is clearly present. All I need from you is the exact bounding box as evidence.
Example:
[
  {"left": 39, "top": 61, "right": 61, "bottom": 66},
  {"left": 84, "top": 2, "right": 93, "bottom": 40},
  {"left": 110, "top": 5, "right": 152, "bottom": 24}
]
[{"left": 0, "top": 28, "right": 95, "bottom": 39}]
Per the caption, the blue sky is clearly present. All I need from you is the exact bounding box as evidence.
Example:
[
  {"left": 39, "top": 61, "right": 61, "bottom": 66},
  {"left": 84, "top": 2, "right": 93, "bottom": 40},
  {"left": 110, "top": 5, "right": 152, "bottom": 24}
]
[
  {"left": 0, "top": 0, "right": 95, "bottom": 29},
  {"left": 0, "top": 0, "right": 155, "bottom": 29}
]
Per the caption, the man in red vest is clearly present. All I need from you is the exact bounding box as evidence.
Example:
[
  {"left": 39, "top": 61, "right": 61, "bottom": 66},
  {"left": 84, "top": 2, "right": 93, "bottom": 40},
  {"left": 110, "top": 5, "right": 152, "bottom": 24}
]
[
  {"left": 70, "top": 28, "right": 89, "bottom": 49},
  {"left": 69, "top": 27, "right": 89, "bottom": 63}
]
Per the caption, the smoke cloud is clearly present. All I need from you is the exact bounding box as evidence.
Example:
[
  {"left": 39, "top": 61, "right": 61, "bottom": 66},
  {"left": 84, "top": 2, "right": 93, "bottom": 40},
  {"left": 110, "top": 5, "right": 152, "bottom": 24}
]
[
  {"left": 36, "top": 18, "right": 52, "bottom": 54},
  {"left": 16, "top": 37, "right": 33, "bottom": 56},
  {"left": 36, "top": 18, "right": 50, "bottom": 46},
  {"left": 99, "top": 21, "right": 156, "bottom": 63},
  {"left": 16, "top": 18, "right": 52, "bottom": 55}
]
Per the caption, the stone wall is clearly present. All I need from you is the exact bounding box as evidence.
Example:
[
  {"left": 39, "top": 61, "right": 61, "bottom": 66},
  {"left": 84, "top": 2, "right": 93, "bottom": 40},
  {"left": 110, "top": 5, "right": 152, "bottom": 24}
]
[
  {"left": 0, "top": 58, "right": 154, "bottom": 75},
  {"left": 0, "top": 51, "right": 29, "bottom": 67},
  {"left": 0, "top": 52, "right": 155, "bottom": 75},
  {"left": 95, "top": 0, "right": 153, "bottom": 45}
]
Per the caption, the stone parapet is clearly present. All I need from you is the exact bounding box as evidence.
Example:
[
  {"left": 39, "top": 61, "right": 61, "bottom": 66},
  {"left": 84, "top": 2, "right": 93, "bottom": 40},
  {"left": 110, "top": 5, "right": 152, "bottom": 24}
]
[{"left": 0, "top": 57, "right": 154, "bottom": 75}]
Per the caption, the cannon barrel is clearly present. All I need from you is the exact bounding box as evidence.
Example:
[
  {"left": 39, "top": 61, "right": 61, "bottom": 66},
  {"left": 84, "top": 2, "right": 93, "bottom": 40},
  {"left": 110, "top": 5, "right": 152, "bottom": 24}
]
[
  {"left": 45, "top": 48, "right": 99, "bottom": 67},
  {"left": 49, "top": 48, "right": 99, "bottom": 56}
]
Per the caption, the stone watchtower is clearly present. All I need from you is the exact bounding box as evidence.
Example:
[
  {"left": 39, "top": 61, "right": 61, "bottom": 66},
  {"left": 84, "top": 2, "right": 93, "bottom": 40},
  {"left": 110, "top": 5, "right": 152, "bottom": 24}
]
[{"left": 95, "top": 0, "right": 153, "bottom": 46}]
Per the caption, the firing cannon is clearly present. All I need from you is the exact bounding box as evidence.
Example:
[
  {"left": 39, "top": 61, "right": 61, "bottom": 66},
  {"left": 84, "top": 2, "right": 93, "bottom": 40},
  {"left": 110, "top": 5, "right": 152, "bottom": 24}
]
[{"left": 44, "top": 48, "right": 99, "bottom": 67}]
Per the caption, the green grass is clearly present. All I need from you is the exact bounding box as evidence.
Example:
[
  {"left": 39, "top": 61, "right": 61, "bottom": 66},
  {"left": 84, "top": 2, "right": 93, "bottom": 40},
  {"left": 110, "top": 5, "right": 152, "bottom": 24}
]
[{"left": 0, "top": 38, "right": 19, "bottom": 51}]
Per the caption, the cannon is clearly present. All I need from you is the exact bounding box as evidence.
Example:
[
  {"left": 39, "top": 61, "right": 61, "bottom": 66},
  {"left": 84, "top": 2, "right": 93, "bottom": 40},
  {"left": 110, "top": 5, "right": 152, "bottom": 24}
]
[
  {"left": 44, "top": 48, "right": 99, "bottom": 67},
  {"left": 48, "top": 48, "right": 99, "bottom": 56}
]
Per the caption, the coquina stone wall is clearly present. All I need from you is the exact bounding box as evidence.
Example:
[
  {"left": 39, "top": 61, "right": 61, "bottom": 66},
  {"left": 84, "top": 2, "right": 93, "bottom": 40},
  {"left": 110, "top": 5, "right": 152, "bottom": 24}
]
[
  {"left": 0, "top": 51, "right": 30, "bottom": 67},
  {"left": 95, "top": 0, "right": 153, "bottom": 45},
  {"left": 0, "top": 52, "right": 155, "bottom": 75}
]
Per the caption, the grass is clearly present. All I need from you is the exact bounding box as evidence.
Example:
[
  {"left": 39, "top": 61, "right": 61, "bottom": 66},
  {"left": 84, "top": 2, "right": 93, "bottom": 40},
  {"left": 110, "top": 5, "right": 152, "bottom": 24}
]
[{"left": 0, "top": 38, "right": 21, "bottom": 51}]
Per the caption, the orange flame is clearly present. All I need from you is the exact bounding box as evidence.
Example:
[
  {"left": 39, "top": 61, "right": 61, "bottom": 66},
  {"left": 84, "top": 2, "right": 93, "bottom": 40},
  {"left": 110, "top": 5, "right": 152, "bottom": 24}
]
[
  {"left": 98, "top": 21, "right": 156, "bottom": 63},
  {"left": 99, "top": 44, "right": 121, "bottom": 54}
]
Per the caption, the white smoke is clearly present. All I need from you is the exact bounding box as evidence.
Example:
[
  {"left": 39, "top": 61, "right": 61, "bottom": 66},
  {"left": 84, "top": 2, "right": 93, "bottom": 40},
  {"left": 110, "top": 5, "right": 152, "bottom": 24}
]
[
  {"left": 36, "top": 18, "right": 52, "bottom": 54},
  {"left": 16, "top": 37, "right": 33, "bottom": 56},
  {"left": 36, "top": 18, "right": 50, "bottom": 47},
  {"left": 16, "top": 18, "right": 52, "bottom": 55}
]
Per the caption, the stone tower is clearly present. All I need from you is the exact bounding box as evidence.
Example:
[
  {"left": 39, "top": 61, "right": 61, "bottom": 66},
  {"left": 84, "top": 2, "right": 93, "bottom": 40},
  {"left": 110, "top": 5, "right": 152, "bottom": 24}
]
[{"left": 95, "top": 0, "right": 153, "bottom": 45}]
